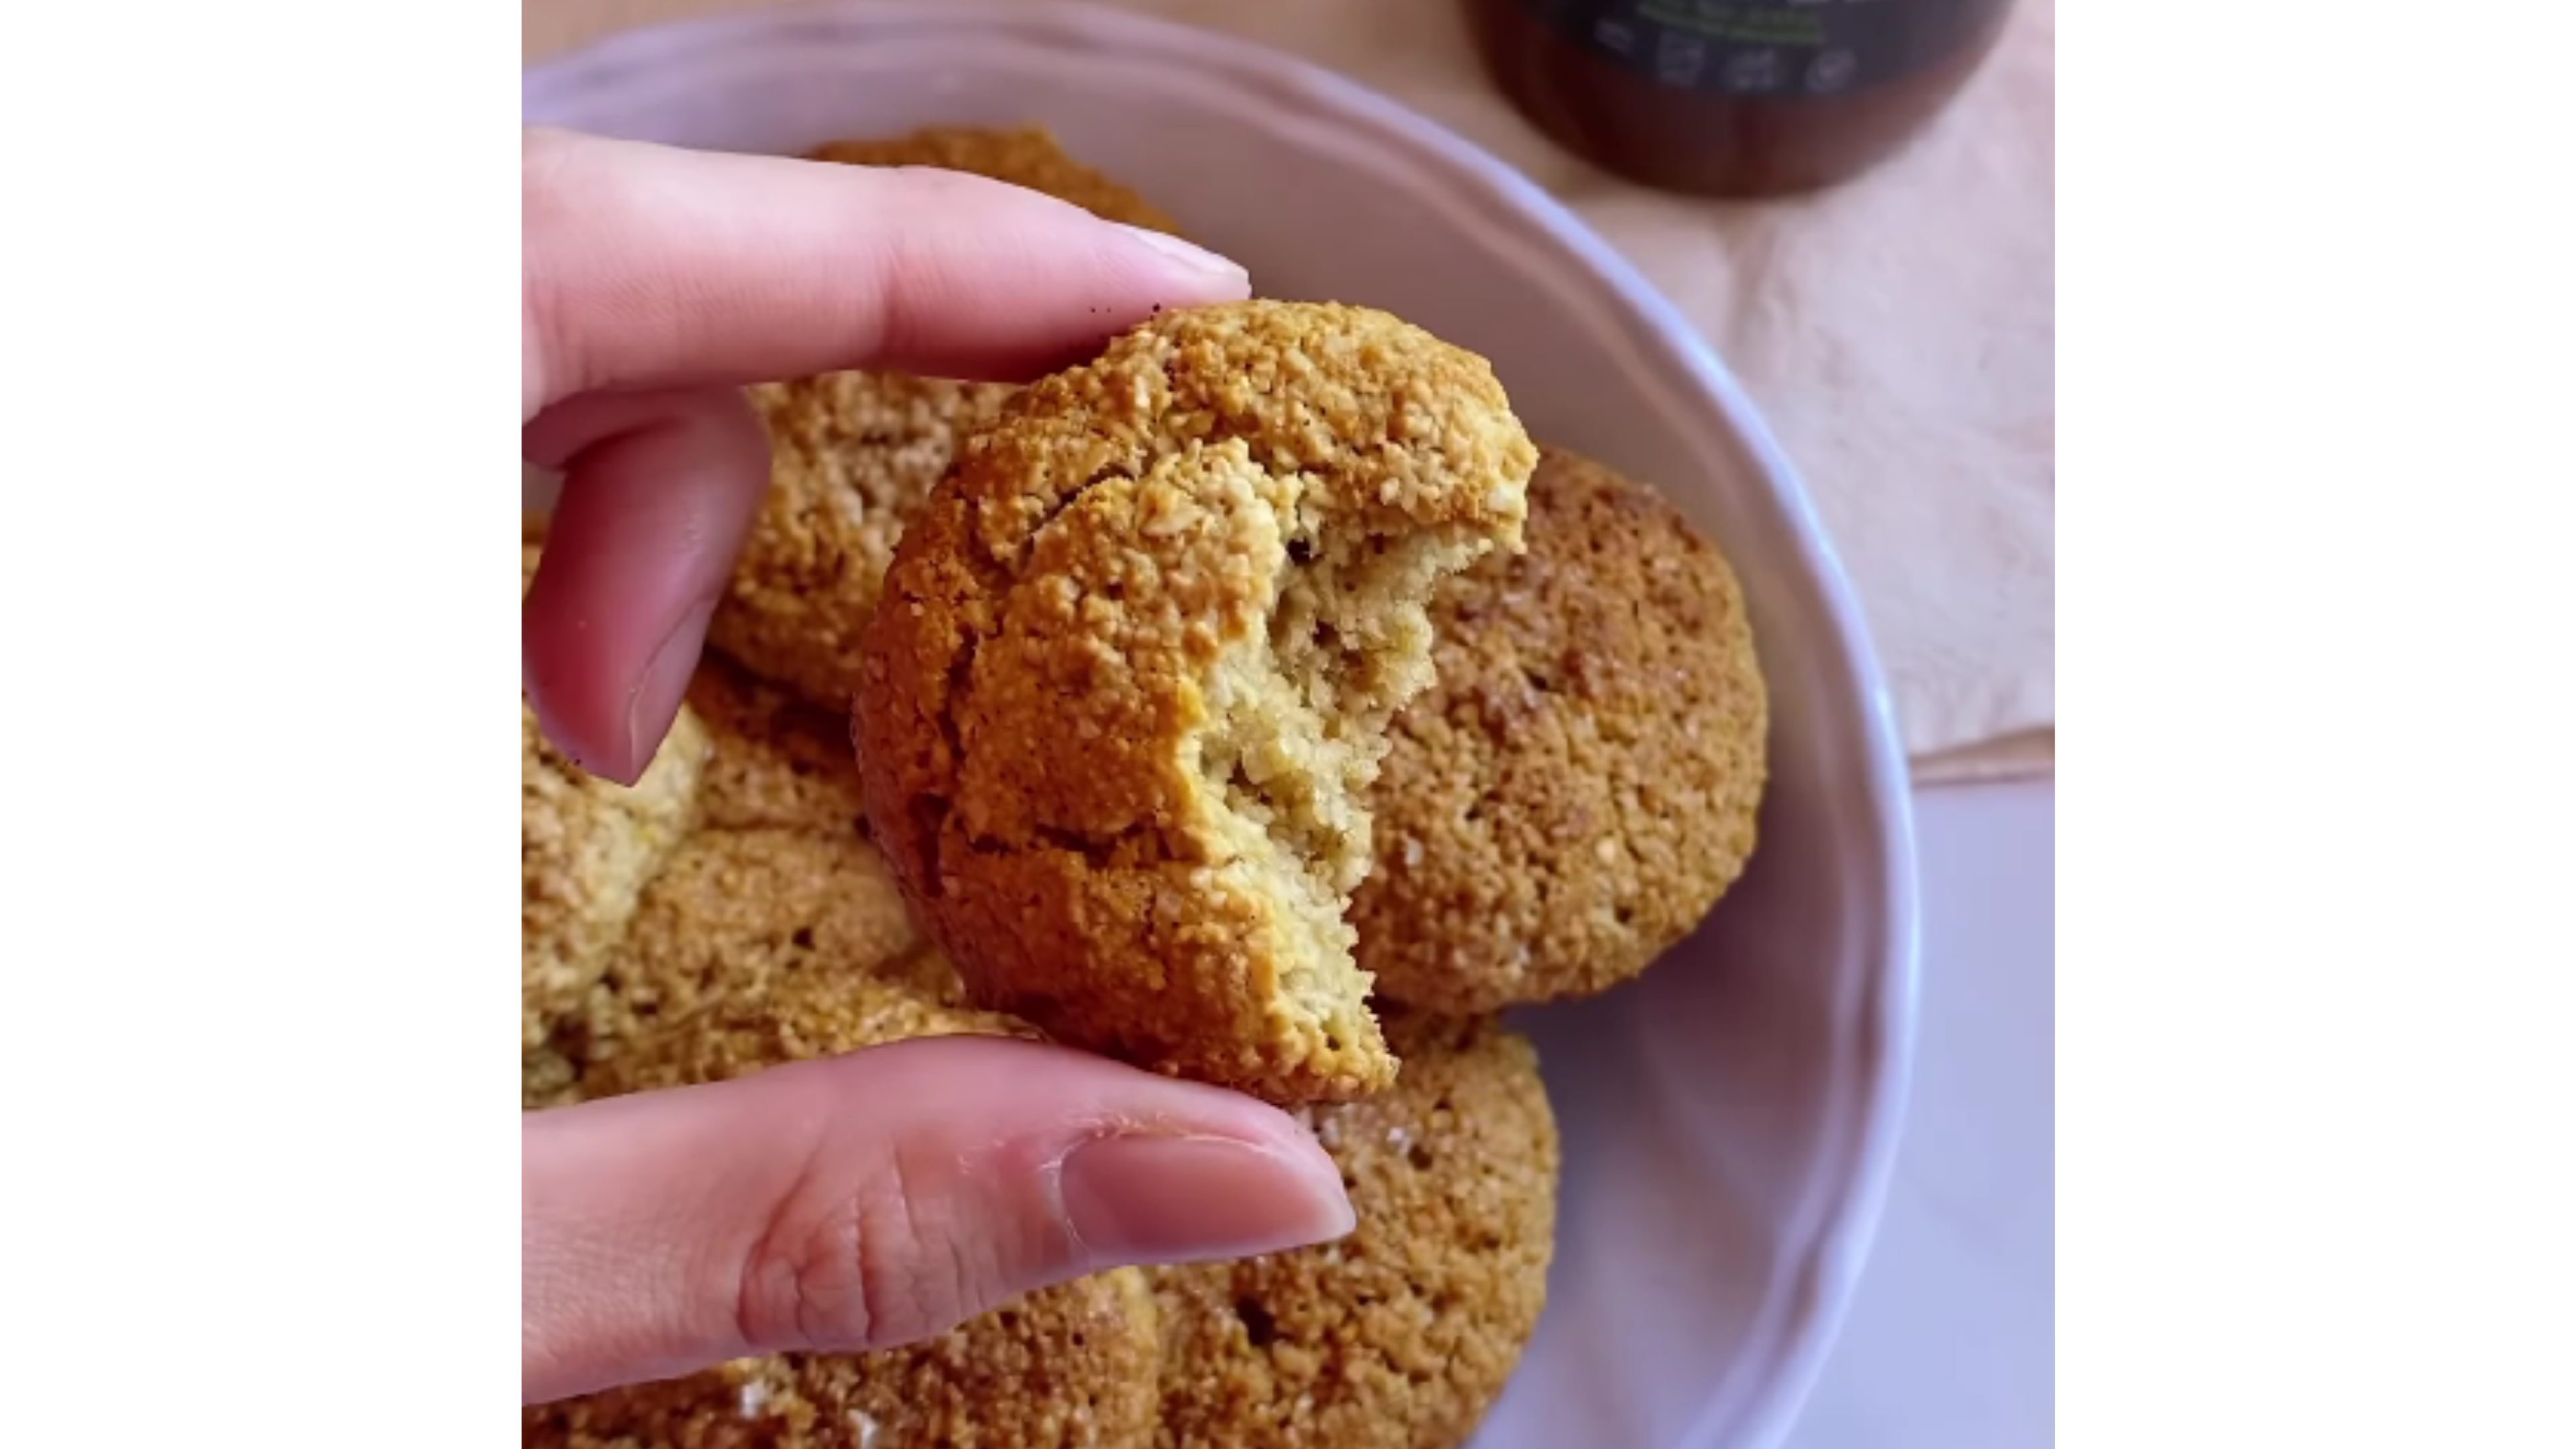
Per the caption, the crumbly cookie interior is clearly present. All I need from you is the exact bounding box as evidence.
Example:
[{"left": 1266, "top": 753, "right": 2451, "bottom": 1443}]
[{"left": 1183, "top": 454, "right": 1502, "bottom": 1042}]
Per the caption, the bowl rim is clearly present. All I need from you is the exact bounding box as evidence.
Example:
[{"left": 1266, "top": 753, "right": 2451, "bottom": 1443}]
[{"left": 527, "top": 7, "right": 1923, "bottom": 1444}]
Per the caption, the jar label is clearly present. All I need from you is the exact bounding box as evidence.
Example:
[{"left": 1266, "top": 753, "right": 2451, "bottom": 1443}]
[{"left": 1503, "top": 0, "right": 2007, "bottom": 99}]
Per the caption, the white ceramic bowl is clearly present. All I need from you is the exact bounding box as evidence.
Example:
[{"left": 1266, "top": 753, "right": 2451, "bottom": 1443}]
[{"left": 524, "top": 6, "right": 1921, "bottom": 1446}]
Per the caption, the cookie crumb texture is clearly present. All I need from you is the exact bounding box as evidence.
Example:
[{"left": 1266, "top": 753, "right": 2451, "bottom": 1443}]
[
  {"left": 521, "top": 513, "right": 952, "bottom": 1106},
  {"left": 856, "top": 301, "right": 1536, "bottom": 1104},
  {"left": 805, "top": 125, "right": 1184, "bottom": 235},
  {"left": 710, "top": 126, "right": 1183, "bottom": 712},
  {"left": 533, "top": 973, "right": 1160, "bottom": 1449},
  {"left": 587, "top": 952, "right": 1024, "bottom": 1099},
  {"left": 557, "top": 827, "right": 928, "bottom": 1086},
  {"left": 688, "top": 651, "right": 875, "bottom": 838},
  {"left": 718, "top": 372, "right": 1018, "bottom": 711},
  {"left": 1151, "top": 1014, "right": 1560, "bottom": 1449},
  {"left": 1354, "top": 446, "right": 1769, "bottom": 1012},
  {"left": 521, "top": 1038, "right": 585, "bottom": 1112}
]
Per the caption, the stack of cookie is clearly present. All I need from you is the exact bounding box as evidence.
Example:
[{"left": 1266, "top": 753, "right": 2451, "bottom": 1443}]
[{"left": 523, "top": 127, "right": 1764, "bottom": 1449}]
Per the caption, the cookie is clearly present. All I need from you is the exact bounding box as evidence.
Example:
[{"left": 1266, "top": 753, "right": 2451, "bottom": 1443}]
[
  {"left": 563, "top": 826, "right": 924, "bottom": 1079},
  {"left": 584, "top": 941, "right": 1036, "bottom": 1097},
  {"left": 1150, "top": 1013, "right": 1560, "bottom": 1449},
  {"left": 541, "top": 969, "right": 1162, "bottom": 1449},
  {"left": 710, "top": 125, "right": 1183, "bottom": 710},
  {"left": 521, "top": 700, "right": 710, "bottom": 1077},
  {"left": 521, "top": 541, "right": 712, "bottom": 1059},
  {"left": 804, "top": 125, "right": 1183, "bottom": 235},
  {"left": 1351, "top": 445, "right": 1769, "bottom": 1012},
  {"left": 688, "top": 651, "right": 873, "bottom": 838},
  {"left": 525, "top": 1273, "right": 1161, "bottom": 1449},
  {"left": 521, "top": 1040, "right": 583, "bottom": 1112},
  {"left": 716, "top": 372, "right": 1019, "bottom": 710},
  {"left": 855, "top": 301, "right": 1536, "bottom": 1104},
  {"left": 865, "top": 939, "right": 974, "bottom": 1011}
]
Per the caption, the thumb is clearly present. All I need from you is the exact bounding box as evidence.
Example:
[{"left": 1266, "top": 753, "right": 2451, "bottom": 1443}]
[
  {"left": 522, "top": 384, "right": 769, "bottom": 786},
  {"left": 521, "top": 1035, "right": 1353, "bottom": 1404}
]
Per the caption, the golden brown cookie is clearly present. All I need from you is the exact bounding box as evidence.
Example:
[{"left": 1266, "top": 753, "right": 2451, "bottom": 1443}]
[
  {"left": 716, "top": 372, "right": 1019, "bottom": 711},
  {"left": 1150, "top": 1013, "right": 1560, "bottom": 1449},
  {"left": 709, "top": 126, "right": 1182, "bottom": 711},
  {"left": 522, "top": 501, "right": 934, "bottom": 1105},
  {"left": 521, "top": 559, "right": 713, "bottom": 1059},
  {"left": 541, "top": 969, "right": 1162, "bottom": 1449},
  {"left": 584, "top": 941, "right": 1036, "bottom": 1097},
  {"left": 563, "top": 826, "right": 924, "bottom": 1078},
  {"left": 688, "top": 651, "right": 873, "bottom": 838},
  {"left": 521, "top": 1041, "right": 583, "bottom": 1112},
  {"left": 524, "top": 1271, "right": 1161, "bottom": 1449},
  {"left": 855, "top": 301, "right": 1537, "bottom": 1104},
  {"left": 804, "top": 125, "right": 1183, "bottom": 235},
  {"left": 865, "top": 938, "right": 973, "bottom": 1010},
  {"left": 1352, "top": 445, "right": 1769, "bottom": 1012}
]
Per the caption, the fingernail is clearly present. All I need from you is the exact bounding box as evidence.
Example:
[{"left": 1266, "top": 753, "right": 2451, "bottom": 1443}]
[
  {"left": 624, "top": 597, "right": 716, "bottom": 784},
  {"left": 1114, "top": 224, "right": 1250, "bottom": 284},
  {"left": 1059, "top": 1134, "right": 1354, "bottom": 1265}
]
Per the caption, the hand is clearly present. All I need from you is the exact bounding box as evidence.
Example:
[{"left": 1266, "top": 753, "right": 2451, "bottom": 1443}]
[
  {"left": 521, "top": 124, "right": 1248, "bottom": 784},
  {"left": 520, "top": 128, "right": 1354, "bottom": 1406}
]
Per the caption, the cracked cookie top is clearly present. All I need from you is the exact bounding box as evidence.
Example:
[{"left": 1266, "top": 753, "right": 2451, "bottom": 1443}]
[
  {"left": 709, "top": 126, "right": 1183, "bottom": 712},
  {"left": 854, "top": 300, "right": 1535, "bottom": 1104}
]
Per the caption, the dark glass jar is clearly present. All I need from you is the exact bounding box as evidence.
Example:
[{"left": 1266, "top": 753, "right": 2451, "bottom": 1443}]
[{"left": 1467, "top": 0, "right": 2016, "bottom": 199}]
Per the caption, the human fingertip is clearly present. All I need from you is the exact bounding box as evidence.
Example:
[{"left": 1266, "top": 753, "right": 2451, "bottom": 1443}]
[
  {"left": 1057, "top": 1130, "right": 1354, "bottom": 1267},
  {"left": 522, "top": 654, "right": 640, "bottom": 788},
  {"left": 624, "top": 596, "right": 716, "bottom": 782},
  {"left": 1112, "top": 223, "right": 1252, "bottom": 295}
]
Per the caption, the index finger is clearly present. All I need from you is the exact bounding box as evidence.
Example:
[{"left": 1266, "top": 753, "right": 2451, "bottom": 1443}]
[{"left": 520, "top": 127, "right": 1250, "bottom": 419}]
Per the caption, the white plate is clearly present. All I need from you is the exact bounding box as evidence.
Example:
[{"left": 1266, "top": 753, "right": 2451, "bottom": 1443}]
[{"left": 524, "top": 6, "right": 1921, "bottom": 1447}]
